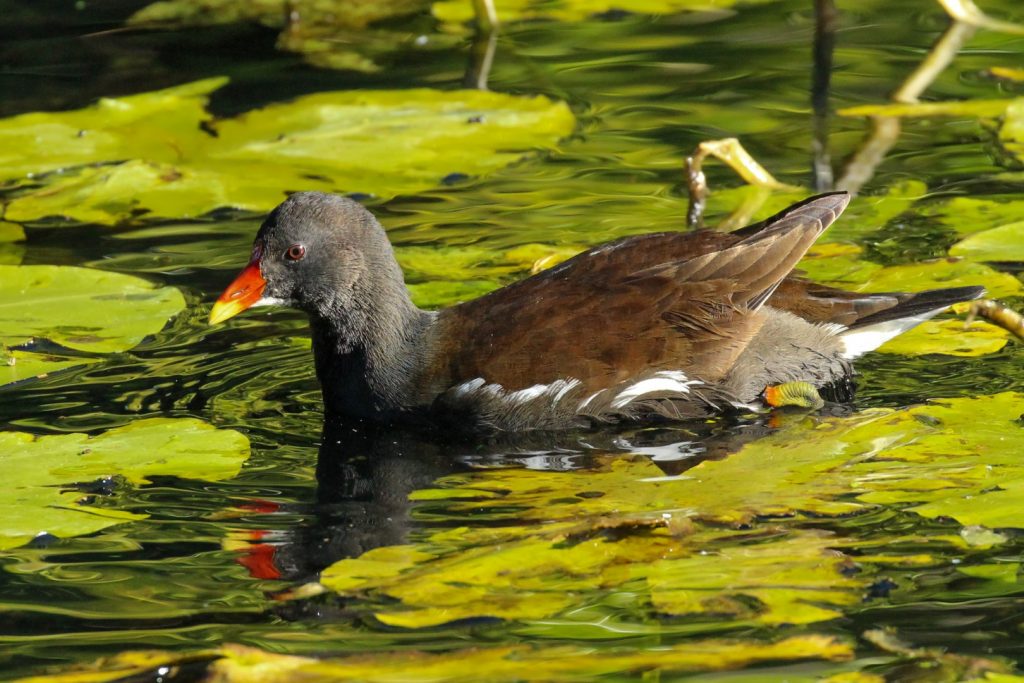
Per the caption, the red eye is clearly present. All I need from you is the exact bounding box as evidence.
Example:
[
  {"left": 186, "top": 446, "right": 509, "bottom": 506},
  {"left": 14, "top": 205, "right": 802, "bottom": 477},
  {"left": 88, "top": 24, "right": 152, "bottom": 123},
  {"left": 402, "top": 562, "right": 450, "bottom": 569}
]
[{"left": 285, "top": 244, "right": 306, "bottom": 261}]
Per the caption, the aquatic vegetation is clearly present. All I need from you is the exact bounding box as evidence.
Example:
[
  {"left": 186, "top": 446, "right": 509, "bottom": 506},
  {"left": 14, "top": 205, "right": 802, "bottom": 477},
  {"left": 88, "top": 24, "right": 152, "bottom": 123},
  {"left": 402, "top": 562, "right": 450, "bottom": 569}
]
[
  {"left": 0, "top": 266, "right": 185, "bottom": 386},
  {"left": 0, "top": 80, "right": 574, "bottom": 223},
  {"left": 0, "top": 418, "right": 249, "bottom": 550}
]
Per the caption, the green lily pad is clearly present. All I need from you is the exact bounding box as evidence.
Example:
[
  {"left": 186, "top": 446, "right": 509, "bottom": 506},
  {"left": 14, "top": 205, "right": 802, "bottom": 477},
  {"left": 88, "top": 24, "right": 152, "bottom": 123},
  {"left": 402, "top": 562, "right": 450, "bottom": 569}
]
[
  {"left": 950, "top": 220, "right": 1024, "bottom": 262},
  {"left": 1, "top": 418, "right": 249, "bottom": 550},
  {"left": 812, "top": 258, "right": 1019, "bottom": 299},
  {"left": 991, "top": 67, "right": 1024, "bottom": 83},
  {"left": 433, "top": 0, "right": 773, "bottom": 27},
  {"left": 838, "top": 99, "right": 1017, "bottom": 119},
  {"left": 876, "top": 319, "right": 1010, "bottom": 357},
  {"left": 315, "top": 393, "right": 1024, "bottom": 628},
  {"left": 130, "top": 0, "right": 426, "bottom": 29},
  {"left": 0, "top": 265, "right": 185, "bottom": 385},
  {"left": 1000, "top": 98, "right": 1024, "bottom": 162},
  {"left": 0, "top": 222, "right": 25, "bottom": 266},
  {"left": 129, "top": 0, "right": 434, "bottom": 74},
  {"left": 11, "top": 636, "right": 853, "bottom": 683},
  {"left": 2, "top": 80, "right": 575, "bottom": 224},
  {"left": 920, "top": 196, "right": 1024, "bottom": 237},
  {"left": 648, "top": 531, "right": 861, "bottom": 625}
]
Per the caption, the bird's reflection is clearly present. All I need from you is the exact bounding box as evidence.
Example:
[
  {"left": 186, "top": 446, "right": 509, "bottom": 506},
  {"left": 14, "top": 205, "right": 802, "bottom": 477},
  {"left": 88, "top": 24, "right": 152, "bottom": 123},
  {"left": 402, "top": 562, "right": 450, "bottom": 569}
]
[{"left": 243, "top": 408, "right": 844, "bottom": 587}]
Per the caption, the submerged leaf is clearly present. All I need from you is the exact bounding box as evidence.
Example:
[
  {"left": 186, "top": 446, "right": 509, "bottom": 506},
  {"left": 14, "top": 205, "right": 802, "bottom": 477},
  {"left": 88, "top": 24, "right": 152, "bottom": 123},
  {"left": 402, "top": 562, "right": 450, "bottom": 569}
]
[{"left": 0, "top": 418, "right": 249, "bottom": 550}]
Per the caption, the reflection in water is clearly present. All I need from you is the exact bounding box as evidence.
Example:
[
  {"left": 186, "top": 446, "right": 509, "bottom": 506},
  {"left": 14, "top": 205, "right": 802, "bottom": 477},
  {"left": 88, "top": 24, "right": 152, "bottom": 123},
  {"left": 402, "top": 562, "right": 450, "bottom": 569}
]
[{"left": 251, "top": 412, "right": 781, "bottom": 586}]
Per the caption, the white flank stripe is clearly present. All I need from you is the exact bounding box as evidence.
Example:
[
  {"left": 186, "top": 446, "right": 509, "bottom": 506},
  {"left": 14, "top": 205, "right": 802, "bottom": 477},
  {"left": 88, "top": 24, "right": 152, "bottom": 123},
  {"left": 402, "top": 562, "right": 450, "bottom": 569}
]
[
  {"left": 611, "top": 371, "right": 701, "bottom": 409},
  {"left": 578, "top": 390, "right": 604, "bottom": 410},
  {"left": 552, "top": 379, "right": 581, "bottom": 403},
  {"left": 507, "top": 384, "right": 553, "bottom": 402},
  {"left": 453, "top": 378, "right": 486, "bottom": 396},
  {"left": 452, "top": 378, "right": 581, "bottom": 406}
]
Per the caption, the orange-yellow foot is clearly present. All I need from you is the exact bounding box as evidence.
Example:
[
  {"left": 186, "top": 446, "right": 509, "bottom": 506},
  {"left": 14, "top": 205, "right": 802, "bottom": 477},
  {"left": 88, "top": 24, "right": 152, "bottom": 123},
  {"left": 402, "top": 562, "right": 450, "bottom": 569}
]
[{"left": 764, "top": 381, "right": 825, "bottom": 410}]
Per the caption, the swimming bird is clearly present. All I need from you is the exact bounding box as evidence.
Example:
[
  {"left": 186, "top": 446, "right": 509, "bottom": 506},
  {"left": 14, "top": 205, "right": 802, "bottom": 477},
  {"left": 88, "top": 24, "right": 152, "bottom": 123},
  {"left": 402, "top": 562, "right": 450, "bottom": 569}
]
[{"left": 209, "top": 191, "right": 983, "bottom": 431}]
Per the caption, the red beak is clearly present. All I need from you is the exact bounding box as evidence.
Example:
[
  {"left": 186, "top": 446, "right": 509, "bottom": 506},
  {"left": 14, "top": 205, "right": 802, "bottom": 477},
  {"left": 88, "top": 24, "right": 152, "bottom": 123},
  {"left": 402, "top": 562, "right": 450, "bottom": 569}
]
[{"left": 209, "top": 245, "right": 267, "bottom": 325}]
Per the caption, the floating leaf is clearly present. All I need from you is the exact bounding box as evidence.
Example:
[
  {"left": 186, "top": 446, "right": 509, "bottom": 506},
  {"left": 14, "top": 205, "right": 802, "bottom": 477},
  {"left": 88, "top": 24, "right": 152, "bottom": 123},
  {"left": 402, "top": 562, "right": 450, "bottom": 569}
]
[
  {"left": 838, "top": 99, "right": 1016, "bottom": 119},
  {"left": 0, "top": 222, "right": 25, "bottom": 266},
  {"left": 312, "top": 394, "right": 1024, "bottom": 630},
  {"left": 2, "top": 81, "right": 575, "bottom": 224},
  {"left": 129, "top": 0, "right": 435, "bottom": 73},
  {"left": 648, "top": 531, "right": 861, "bottom": 625},
  {"left": 951, "top": 221, "right": 1024, "bottom": 262},
  {"left": 433, "top": 0, "right": 774, "bottom": 27},
  {"left": 130, "top": 0, "right": 426, "bottom": 29},
  {"left": 876, "top": 319, "right": 1010, "bottom": 357},
  {"left": 1000, "top": 99, "right": 1024, "bottom": 162},
  {"left": 920, "top": 196, "right": 1024, "bottom": 237},
  {"left": 797, "top": 243, "right": 884, "bottom": 284},
  {"left": 0, "top": 265, "right": 185, "bottom": 386},
  {"left": 0, "top": 418, "right": 249, "bottom": 550},
  {"left": 816, "top": 258, "right": 1019, "bottom": 299},
  {"left": 323, "top": 531, "right": 696, "bottom": 627},
  {"left": 13, "top": 636, "right": 853, "bottom": 683}
]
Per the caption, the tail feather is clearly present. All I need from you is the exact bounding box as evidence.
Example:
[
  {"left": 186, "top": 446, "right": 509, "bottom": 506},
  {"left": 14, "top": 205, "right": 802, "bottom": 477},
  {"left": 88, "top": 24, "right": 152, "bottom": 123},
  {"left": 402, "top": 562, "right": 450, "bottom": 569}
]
[{"left": 839, "top": 285, "right": 985, "bottom": 359}]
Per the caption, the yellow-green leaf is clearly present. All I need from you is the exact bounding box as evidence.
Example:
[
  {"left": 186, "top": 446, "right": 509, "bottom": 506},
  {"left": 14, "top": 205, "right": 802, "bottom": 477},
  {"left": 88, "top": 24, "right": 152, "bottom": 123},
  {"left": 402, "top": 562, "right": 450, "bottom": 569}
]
[
  {"left": 0, "top": 265, "right": 185, "bottom": 385},
  {"left": 876, "top": 319, "right": 1010, "bottom": 357},
  {"left": 2, "top": 82, "right": 575, "bottom": 224},
  {"left": 951, "top": 220, "right": 1024, "bottom": 262},
  {"left": 0, "top": 418, "right": 249, "bottom": 550}
]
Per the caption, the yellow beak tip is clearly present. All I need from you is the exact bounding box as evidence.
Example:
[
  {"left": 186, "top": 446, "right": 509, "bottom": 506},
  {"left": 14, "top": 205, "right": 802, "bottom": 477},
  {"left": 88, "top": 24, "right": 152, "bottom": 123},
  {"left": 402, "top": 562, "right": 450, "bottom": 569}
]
[{"left": 208, "top": 302, "right": 237, "bottom": 325}]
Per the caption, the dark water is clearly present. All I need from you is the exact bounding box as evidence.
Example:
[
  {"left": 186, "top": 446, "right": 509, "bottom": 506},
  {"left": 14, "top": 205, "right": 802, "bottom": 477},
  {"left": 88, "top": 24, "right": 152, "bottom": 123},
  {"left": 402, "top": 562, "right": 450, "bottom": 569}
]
[{"left": 3, "top": 0, "right": 1024, "bottom": 679}]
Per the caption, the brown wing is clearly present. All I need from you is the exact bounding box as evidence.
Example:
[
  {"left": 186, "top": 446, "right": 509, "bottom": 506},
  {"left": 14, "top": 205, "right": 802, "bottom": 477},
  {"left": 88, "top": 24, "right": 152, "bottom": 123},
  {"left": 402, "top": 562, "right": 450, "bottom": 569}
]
[{"left": 423, "top": 192, "right": 850, "bottom": 396}]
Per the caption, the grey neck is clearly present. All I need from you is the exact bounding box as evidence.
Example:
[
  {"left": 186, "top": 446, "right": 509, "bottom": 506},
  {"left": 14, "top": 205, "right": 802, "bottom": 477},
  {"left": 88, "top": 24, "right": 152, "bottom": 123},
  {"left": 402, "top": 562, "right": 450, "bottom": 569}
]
[{"left": 308, "top": 259, "right": 436, "bottom": 420}]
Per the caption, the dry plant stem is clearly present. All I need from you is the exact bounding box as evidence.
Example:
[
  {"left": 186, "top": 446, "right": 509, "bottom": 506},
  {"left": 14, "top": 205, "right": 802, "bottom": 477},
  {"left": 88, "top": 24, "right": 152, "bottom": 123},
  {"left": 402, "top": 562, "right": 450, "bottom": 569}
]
[
  {"left": 893, "top": 21, "right": 977, "bottom": 103},
  {"left": 836, "top": 20, "right": 973, "bottom": 192},
  {"left": 811, "top": 0, "right": 838, "bottom": 191},
  {"left": 965, "top": 300, "right": 1024, "bottom": 339},
  {"left": 685, "top": 138, "right": 789, "bottom": 229},
  {"left": 464, "top": 28, "right": 498, "bottom": 90},
  {"left": 835, "top": 116, "right": 901, "bottom": 194},
  {"left": 465, "top": 0, "right": 499, "bottom": 89},
  {"left": 938, "top": 0, "right": 1024, "bottom": 34},
  {"left": 472, "top": 0, "right": 499, "bottom": 33}
]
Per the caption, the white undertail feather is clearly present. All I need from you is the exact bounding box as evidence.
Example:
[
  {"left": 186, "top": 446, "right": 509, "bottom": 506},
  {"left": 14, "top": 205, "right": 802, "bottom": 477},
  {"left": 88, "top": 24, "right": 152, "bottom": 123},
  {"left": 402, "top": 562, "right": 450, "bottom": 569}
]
[{"left": 839, "top": 308, "right": 948, "bottom": 360}]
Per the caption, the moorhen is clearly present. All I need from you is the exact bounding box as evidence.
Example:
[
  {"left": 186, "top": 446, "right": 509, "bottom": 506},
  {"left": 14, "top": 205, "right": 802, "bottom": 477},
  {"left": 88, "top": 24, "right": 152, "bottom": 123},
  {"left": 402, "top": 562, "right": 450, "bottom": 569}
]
[{"left": 209, "top": 191, "right": 983, "bottom": 431}]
